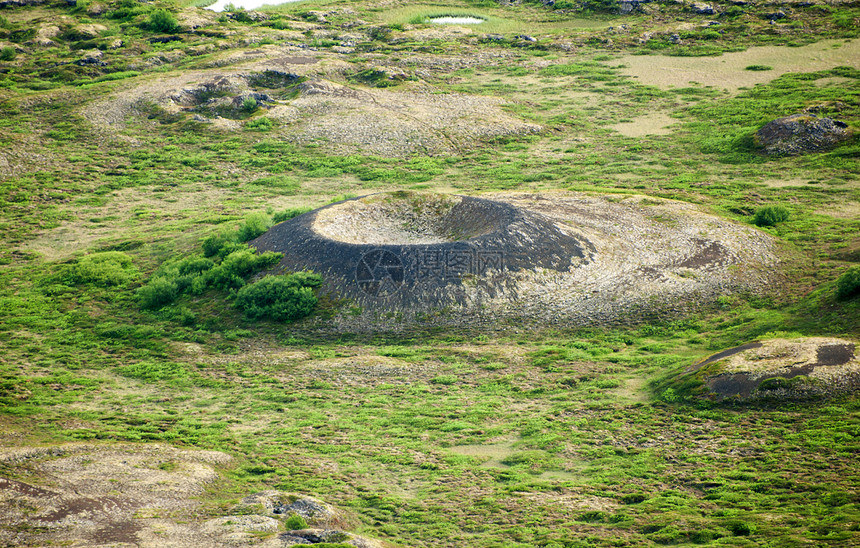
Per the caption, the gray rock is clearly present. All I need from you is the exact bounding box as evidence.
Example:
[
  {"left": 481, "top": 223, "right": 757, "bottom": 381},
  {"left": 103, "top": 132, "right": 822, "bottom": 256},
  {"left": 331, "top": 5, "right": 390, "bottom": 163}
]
[
  {"left": 766, "top": 10, "right": 786, "bottom": 20},
  {"left": 755, "top": 113, "right": 851, "bottom": 155},
  {"left": 75, "top": 49, "right": 105, "bottom": 66},
  {"left": 691, "top": 2, "right": 716, "bottom": 14},
  {"left": 619, "top": 0, "right": 639, "bottom": 14}
]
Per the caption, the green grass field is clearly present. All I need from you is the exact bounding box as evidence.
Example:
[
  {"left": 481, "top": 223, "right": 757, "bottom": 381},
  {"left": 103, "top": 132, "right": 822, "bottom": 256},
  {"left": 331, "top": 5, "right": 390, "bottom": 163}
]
[{"left": 0, "top": 0, "right": 858, "bottom": 545}]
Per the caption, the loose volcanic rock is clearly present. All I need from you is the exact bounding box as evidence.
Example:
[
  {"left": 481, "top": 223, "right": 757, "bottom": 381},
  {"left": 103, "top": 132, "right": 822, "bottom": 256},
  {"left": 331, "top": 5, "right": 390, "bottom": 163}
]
[{"left": 252, "top": 192, "right": 591, "bottom": 310}]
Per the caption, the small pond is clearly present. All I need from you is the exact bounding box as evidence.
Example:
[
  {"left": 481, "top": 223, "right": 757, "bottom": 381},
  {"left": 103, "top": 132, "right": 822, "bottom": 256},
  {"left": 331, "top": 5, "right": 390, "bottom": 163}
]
[{"left": 428, "top": 16, "right": 485, "bottom": 25}]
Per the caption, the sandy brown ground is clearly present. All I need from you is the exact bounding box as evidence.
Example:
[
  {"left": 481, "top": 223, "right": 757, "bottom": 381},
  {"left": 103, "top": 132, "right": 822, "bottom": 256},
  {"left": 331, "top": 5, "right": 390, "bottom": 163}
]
[
  {"left": 619, "top": 38, "right": 860, "bottom": 92},
  {"left": 0, "top": 443, "right": 388, "bottom": 547}
]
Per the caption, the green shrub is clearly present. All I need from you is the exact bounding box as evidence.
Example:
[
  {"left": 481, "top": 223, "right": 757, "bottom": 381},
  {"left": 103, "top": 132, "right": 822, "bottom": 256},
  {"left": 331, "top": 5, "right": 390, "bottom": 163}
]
[
  {"left": 431, "top": 375, "right": 457, "bottom": 385},
  {"left": 201, "top": 265, "right": 245, "bottom": 291},
  {"left": 578, "top": 511, "right": 607, "bottom": 523},
  {"left": 622, "top": 493, "right": 647, "bottom": 504},
  {"left": 284, "top": 513, "right": 308, "bottom": 530},
  {"left": 118, "top": 361, "right": 187, "bottom": 382},
  {"left": 146, "top": 9, "right": 180, "bottom": 33},
  {"left": 0, "top": 46, "right": 15, "bottom": 62},
  {"left": 728, "top": 521, "right": 753, "bottom": 536},
  {"left": 237, "top": 212, "right": 273, "bottom": 242},
  {"left": 202, "top": 230, "right": 241, "bottom": 258},
  {"left": 220, "top": 248, "right": 282, "bottom": 278},
  {"left": 108, "top": 0, "right": 153, "bottom": 21},
  {"left": 245, "top": 117, "right": 273, "bottom": 131},
  {"left": 234, "top": 273, "right": 321, "bottom": 321},
  {"left": 69, "top": 252, "right": 139, "bottom": 286},
  {"left": 273, "top": 207, "right": 312, "bottom": 223},
  {"left": 836, "top": 266, "right": 860, "bottom": 300},
  {"left": 241, "top": 96, "right": 258, "bottom": 113},
  {"left": 753, "top": 205, "right": 790, "bottom": 227},
  {"left": 138, "top": 277, "right": 180, "bottom": 309},
  {"left": 175, "top": 256, "right": 215, "bottom": 276},
  {"left": 745, "top": 65, "right": 773, "bottom": 71}
]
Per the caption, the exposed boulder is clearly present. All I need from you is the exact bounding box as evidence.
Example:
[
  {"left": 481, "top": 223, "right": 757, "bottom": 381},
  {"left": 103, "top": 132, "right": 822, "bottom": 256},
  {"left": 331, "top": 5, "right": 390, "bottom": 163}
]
[
  {"left": 755, "top": 113, "right": 851, "bottom": 155},
  {"left": 690, "top": 2, "right": 716, "bottom": 14},
  {"left": 281, "top": 528, "right": 386, "bottom": 548},
  {"left": 74, "top": 49, "right": 105, "bottom": 66},
  {"left": 237, "top": 491, "right": 343, "bottom": 527},
  {"left": 34, "top": 25, "right": 61, "bottom": 47},
  {"left": 176, "top": 8, "right": 218, "bottom": 30},
  {"left": 619, "top": 0, "right": 639, "bottom": 14}
]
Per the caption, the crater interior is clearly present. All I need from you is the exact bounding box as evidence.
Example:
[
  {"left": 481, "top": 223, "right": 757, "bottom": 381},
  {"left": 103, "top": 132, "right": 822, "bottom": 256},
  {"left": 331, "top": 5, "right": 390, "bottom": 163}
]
[{"left": 312, "top": 192, "right": 509, "bottom": 245}]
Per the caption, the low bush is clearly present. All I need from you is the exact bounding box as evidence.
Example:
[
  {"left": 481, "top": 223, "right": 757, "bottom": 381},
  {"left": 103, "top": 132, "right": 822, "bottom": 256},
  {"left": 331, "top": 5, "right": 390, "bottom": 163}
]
[
  {"left": 284, "top": 514, "right": 308, "bottom": 530},
  {"left": 202, "top": 230, "right": 243, "bottom": 258},
  {"left": 753, "top": 205, "right": 790, "bottom": 227},
  {"left": 68, "top": 251, "right": 139, "bottom": 287},
  {"left": 836, "top": 266, "right": 860, "bottom": 300},
  {"left": 139, "top": 219, "right": 285, "bottom": 310},
  {"left": 621, "top": 493, "right": 647, "bottom": 504},
  {"left": 138, "top": 277, "right": 180, "bottom": 310},
  {"left": 245, "top": 117, "right": 273, "bottom": 131},
  {"left": 237, "top": 212, "right": 273, "bottom": 242},
  {"left": 234, "top": 273, "right": 322, "bottom": 321},
  {"left": 273, "top": 207, "right": 312, "bottom": 223},
  {"left": 241, "top": 96, "right": 258, "bottom": 113},
  {"left": 145, "top": 9, "right": 179, "bottom": 33},
  {"left": 0, "top": 46, "right": 15, "bottom": 61},
  {"left": 728, "top": 521, "right": 753, "bottom": 536}
]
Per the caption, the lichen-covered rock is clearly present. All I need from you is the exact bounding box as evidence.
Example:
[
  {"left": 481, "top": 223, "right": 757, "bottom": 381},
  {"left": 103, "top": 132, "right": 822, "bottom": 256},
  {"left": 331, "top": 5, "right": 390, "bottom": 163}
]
[{"left": 755, "top": 113, "right": 851, "bottom": 155}]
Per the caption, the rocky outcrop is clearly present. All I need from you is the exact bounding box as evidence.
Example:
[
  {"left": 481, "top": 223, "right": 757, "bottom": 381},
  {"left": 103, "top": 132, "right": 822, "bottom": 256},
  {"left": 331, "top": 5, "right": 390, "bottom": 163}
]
[
  {"left": 755, "top": 113, "right": 851, "bottom": 155},
  {"left": 677, "top": 338, "right": 860, "bottom": 402}
]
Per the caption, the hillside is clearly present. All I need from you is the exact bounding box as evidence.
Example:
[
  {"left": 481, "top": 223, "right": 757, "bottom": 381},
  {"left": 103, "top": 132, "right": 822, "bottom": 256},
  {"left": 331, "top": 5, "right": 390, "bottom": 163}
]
[{"left": 1, "top": 0, "right": 859, "bottom": 546}]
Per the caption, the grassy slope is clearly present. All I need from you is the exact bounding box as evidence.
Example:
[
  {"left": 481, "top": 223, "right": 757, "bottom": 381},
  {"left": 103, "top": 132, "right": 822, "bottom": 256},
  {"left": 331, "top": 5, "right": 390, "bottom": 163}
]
[{"left": 0, "top": 0, "right": 859, "bottom": 546}]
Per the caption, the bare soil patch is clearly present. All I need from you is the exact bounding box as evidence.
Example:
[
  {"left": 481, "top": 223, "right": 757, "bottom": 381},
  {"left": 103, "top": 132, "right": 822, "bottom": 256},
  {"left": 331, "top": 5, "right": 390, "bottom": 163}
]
[
  {"left": 619, "top": 39, "right": 860, "bottom": 92},
  {"left": 610, "top": 112, "right": 677, "bottom": 137}
]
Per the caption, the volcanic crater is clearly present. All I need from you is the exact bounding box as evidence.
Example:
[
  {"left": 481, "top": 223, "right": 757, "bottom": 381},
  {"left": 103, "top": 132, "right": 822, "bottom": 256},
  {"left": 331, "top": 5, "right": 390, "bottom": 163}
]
[{"left": 251, "top": 191, "right": 782, "bottom": 330}]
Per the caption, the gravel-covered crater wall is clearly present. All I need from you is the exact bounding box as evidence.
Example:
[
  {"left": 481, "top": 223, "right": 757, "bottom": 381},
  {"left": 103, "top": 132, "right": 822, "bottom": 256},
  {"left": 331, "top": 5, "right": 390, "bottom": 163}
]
[
  {"left": 251, "top": 192, "right": 593, "bottom": 310},
  {"left": 251, "top": 191, "right": 782, "bottom": 329}
]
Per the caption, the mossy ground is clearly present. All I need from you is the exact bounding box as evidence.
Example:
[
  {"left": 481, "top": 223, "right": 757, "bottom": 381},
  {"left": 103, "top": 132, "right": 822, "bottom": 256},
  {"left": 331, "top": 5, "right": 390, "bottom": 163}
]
[{"left": 1, "top": 0, "right": 859, "bottom": 545}]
